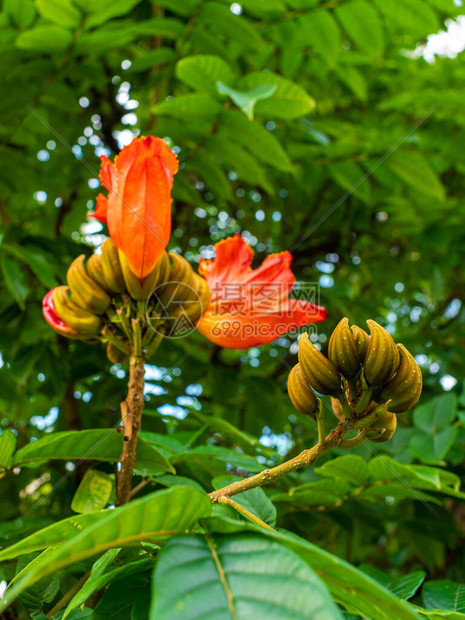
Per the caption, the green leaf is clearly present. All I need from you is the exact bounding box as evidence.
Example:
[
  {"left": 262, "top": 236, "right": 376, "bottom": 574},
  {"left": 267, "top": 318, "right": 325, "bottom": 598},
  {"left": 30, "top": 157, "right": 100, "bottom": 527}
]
[
  {"left": 0, "top": 512, "right": 104, "bottom": 562},
  {"left": 64, "top": 555, "right": 153, "bottom": 619},
  {"left": 188, "top": 152, "right": 233, "bottom": 200},
  {"left": 410, "top": 427, "right": 458, "bottom": 464},
  {"left": 423, "top": 580, "right": 465, "bottom": 612},
  {"left": 314, "top": 454, "right": 371, "bottom": 485},
  {"left": 153, "top": 93, "right": 222, "bottom": 118},
  {"left": 1, "top": 243, "right": 57, "bottom": 288},
  {"left": 360, "top": 565, "right": 426, "bottom": 600},
  {"left": 217, "top": 81, "right": 276, "bottom": 121},
  {"left": 1, "top": 487, "right": 211, "bottom": 610},
  {"left": 0, "top": 429, "right": 16, "bottom": 471},
  {"left": 335, "top": 0, "right": 384, "bottom": 57},
  {"left": 36, "top": 0, "right": 80, "bottom": 27},
  {"left": 386, "top": 150, "right": 445, "bottom": 201},
  {"left": 298, "top": 10, "right": 341, "bottom": 67},
  {"left": 240, "top": 0, "right": 286, "bottom": 18},
  {"left": 129, "top": 48, "right": 176, "bottom": 73},
  {"left": 1, "top": 256, "right": 28, "bottom": 310},
  {"left": 373, "top": 0, "right": 439, "bottom": 38},
  {"left": 327, "top": 160, "right": 371, "bottom": 203},
  {"left": 84, "top": 0, "right": 142, "bottom": 28},
  {"left": 71, "top": 469, "right": 114, "bottom": 513},
  {"left": 171, "top": 445, "right": 263, "bottom": 473},
  {"left": 222, "top": 110, "right": 294, "bottom": 172},
  {"left": 213, "top": 475, "right": 277, "bottom": 526},
  {"left": 13, "top": 429, "right": 174, "bottom": 475},
  {"left": 413, "top": 393, "right": 457, "bottom": 433},
  {"left": 238, "top": 72, "right": 315, "bottom": 119},
  {"left": 151, "top": 533, "right": 343, "bottom": 619},
  {"left": 15, "top": 25, "right": 73, "bottom": 51},
  {"left": 176, "top": 55, "right": 236, "bottom": 95},
  {"left": 4, "top": 0, "right": 36, "bottom": 28}
]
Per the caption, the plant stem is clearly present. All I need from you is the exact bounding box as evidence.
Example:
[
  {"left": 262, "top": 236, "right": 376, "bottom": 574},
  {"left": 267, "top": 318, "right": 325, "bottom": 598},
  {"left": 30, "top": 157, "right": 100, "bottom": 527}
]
[
  {"left": 217, "top": 496, "right": 276, "bottom": 531},
  {"left": 316, "top": 400, "right": 325, "bottom": 446},
  {"left": 47, "top": 570, "right": 90, "bottom": 618},
  {"left": 116, "top": 353, "right": 145, "bottom": 505},
  {"left": 209, "top": 422, "right": 349, "bottom": 503}
]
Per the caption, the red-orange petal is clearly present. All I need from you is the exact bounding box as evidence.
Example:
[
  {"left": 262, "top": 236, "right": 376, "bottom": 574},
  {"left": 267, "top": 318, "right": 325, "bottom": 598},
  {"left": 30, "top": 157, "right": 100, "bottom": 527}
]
[
  {"left": 42, "top": 289, "right": 78, "bottom": 336},
  {"left": 104, "top": 136, "right": 179, "bottom": 280},
  {"left": 88, "top": 193, "right": 108, "bottom": 224},
  {"left": 197, "top": 236, "right": 327, "bottom": 349}
]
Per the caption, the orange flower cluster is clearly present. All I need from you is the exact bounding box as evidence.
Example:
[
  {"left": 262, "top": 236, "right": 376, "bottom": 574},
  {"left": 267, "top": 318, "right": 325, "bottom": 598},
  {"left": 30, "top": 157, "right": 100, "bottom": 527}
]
[{"left": 43, "top": 136, "right": 326, "bottom": 348}]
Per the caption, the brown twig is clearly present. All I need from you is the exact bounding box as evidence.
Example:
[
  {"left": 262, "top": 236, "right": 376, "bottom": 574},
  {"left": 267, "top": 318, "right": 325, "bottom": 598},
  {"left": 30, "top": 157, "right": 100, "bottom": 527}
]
[
  {"left": 209, "top": 422, "right": 349, "bottom": 503},
  {"left": 116, "top": 354, "right": 145, "bottom": 505}
]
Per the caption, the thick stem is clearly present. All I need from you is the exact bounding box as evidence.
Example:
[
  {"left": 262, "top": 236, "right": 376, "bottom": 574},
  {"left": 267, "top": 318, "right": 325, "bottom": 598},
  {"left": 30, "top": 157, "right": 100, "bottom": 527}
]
[
  {"left": 116, "top": 354, "right": 145, "bottom": 505},
  {"left": 209, "top": 422, "right": 349, "bottom": 503},
  {"left": 218, "top": 496, "right": 276, "bottom": 531}
]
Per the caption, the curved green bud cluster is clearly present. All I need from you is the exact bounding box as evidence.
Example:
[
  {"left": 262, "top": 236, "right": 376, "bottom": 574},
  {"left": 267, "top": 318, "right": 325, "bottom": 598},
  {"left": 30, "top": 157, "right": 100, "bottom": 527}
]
[{"left": 287, "top": 318, "right": 423, "bottom": 447}]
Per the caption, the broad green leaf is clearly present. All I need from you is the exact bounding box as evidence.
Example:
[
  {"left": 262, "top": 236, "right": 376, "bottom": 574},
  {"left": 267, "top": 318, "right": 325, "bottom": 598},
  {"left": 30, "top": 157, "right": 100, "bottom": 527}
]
[
  {"left": 360, "top": 565, "right": 426, "bottom": 600},
  {"left": 188, "top": 152, "right": 233, "bottom": 200},
  {"left": 71, "top": 469, "right": 114, "bottom": 513},
  {"left": 213, "top": 475, "right": 277, "bottom": 526},
  {"left": 336, "top": 65, "right": 368, "bottom": 101},
  {"left": 387, "top": 150, "right": 445, "bottom": 201},
  {"left": 314, "top": 454, "right": 371, "bottom": 485},
  {"left": 327, "top": 160, "right": 371, "bottom": 203},
  {"left": 15, "top": 25, "right": 73, "bottom": 51},
  {"left": 335, "top": 0, "right": 384, "bottom": 57},
  {"left": 129, "top": 48, "right": 175, "bottom": 73},
  {"left": 238, "top": 72, "right": 315, "bottom": 119},
  {"left": 413, "top": 393, "right": 457, "bottom": 433},
  {"left": 0, "top": 429, "right": 16, "bottom": 471},
  {"left": 36, "top": 0, "right": 80, "bottom": 27},
  {"left": 423, "top": 580, "right": 465, "bottom": 612},
  {"left": 170, "top": 445, "right": 262, "bottom": 473},
  {"left": 298, "top": 11, "right": 341, "bottom": 66},
  {"left": 410, "top": 427, "right": 458, "bottom": 464},
  {"left": 151, "top": 533, "right": 343, "bottom": 619},
  {"left": 153, "top": 93, "right": 222, "bottom": 118},
  {"left": 63, "top": 555, "right": 153, "bottom": 619},
  {"left": 373, "top": 0, "right": 439, "bottom": 38},
  {"left": 240, "top": 0, "right": 286, "bottom": 18},
  {"left": 274, "top": 479, "right": 354, "bottom": 506},
  {"left": 1, "top": 487, "right": 211, "bottom": 610},
  {"left": 4, "top": 0, "right": 36, "bottom": 28},
  {"left": 0, "top": 512, "right": 104, "bottom": 562},
  {"left": 217, "top": 81, "right": 276, "bottom": 120},
  {"left": 176, "top": 55, "right": 236, "bottom": 95},
  {"left": 1, "top": 243, "right": 57, "bottom": 289},
  {"left": 131, "top": 17, "right": 184, "bottom": 38},
  {"left": 85, "top": 0, "right": 142, "bottom": 28},
  {"left": 204, "top": 520, "right": 418, "bottom": 620},
  {"left": 1, "top": 256, "right": 28, "bottom": 310},
  {"left": 156, "top": 0, "right": 200, "bottom": 17},
  {"left": 222, "top": 110, "right": 293, "bottom": 172},
  {"left": 13, "top": 429, "right": 175, "bottom": 475}
]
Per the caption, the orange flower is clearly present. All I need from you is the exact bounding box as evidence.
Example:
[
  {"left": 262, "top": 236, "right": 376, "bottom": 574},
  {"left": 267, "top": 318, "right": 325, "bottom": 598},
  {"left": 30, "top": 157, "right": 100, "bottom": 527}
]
[
  {"left": 42, "top": 289, "right": 78, "bottom": 337},
  {"left": 196, "top": 235, "right": 326, "bottom": 349},
  {"left": 90, "top": 136, "right": 178, "bottom": 280}
]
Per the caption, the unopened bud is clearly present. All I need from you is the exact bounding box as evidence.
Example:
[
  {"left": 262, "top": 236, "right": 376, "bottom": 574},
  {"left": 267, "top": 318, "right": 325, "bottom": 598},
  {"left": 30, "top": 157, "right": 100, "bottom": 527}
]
[
  {"left": 351, "top": 325, "right": 369, "bottom": 362},
  {"left": 328, "top": 317, "right": 360, "bottom": 378},
  {"left": 298, "top": 333, "right": 342, "bottom": 395},
  {"left": 287, "top": 363, "right": 318, "bottom": 419},
  {"left": 380, "top": 344, "right": 422, "bottom": 413},
  {"left": 101, "top": 238, "right": 126, "bottom": 294},
  {"left": 119, "top": 250, "right": 168, "bottom": 301},
  {"left": 364, "top": 320, "right": 400, "bottom": 386},
  {"left": 366, "top": 410, "right": 397, "bottom": 443},
  {"left": 53, "top": 286, "right": 101, "bottom": 338},
  {"left": 67, "top": 255, "right": 111, "bottom": 315},
  {"left": 106, "top": 342, "right": 129, "bottom": 364}
]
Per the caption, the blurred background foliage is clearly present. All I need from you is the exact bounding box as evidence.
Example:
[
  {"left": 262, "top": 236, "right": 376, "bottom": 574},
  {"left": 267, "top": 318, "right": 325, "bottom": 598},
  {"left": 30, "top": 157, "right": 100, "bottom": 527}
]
[{"left": 1, "top": 0, "right": 465, "bottom": 617}]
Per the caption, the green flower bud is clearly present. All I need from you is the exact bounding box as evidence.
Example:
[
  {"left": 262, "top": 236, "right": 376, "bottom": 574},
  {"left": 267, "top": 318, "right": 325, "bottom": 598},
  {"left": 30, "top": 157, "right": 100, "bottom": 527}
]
[
  {"left": 101, "top": 238, "right": 126, "bottom": 294},
  {"left": 380, "top": 344, "right": 422, "bottom": 413},
  {"left": 53, "top": 286, "right": 101, "bottom": 338},
  {"left": 287, "top": 363, "right": 318, "bottom": 419},
  {"left": 298, "top": 333, "right": 342, "bottom": 396},
  {"left": 351, "top": 325, "right": 370, "bottom": 362},
  {"left": 328, "top": 317, "right": 360, "bottom": 378},
  {"left": 364, "top": 320, "right": 400, "bottom": 386},
  {"left": 67, "top": 255, "right": 111, "bottom": 315},
  {"left": 366, "top": 410, "right": 397, "bottom": 443}
]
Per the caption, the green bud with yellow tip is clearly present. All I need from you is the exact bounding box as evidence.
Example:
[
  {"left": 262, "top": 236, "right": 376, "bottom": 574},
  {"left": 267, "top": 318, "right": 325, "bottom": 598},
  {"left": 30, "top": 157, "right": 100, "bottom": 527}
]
[
  {"left": 287, "top": 363, "right": 318, "bottom": 419},
  {"left": 328, "top": 317, "right": 360, "bottom": 378},
  {"left": 364, "top": 320, "right": 400, "bottom": 386},
  {"left": 298, "top": 333, "right": 342, "bottom": 396},
  {"left": 380, "top": 344, "right": 422, "bottom": 413}
]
